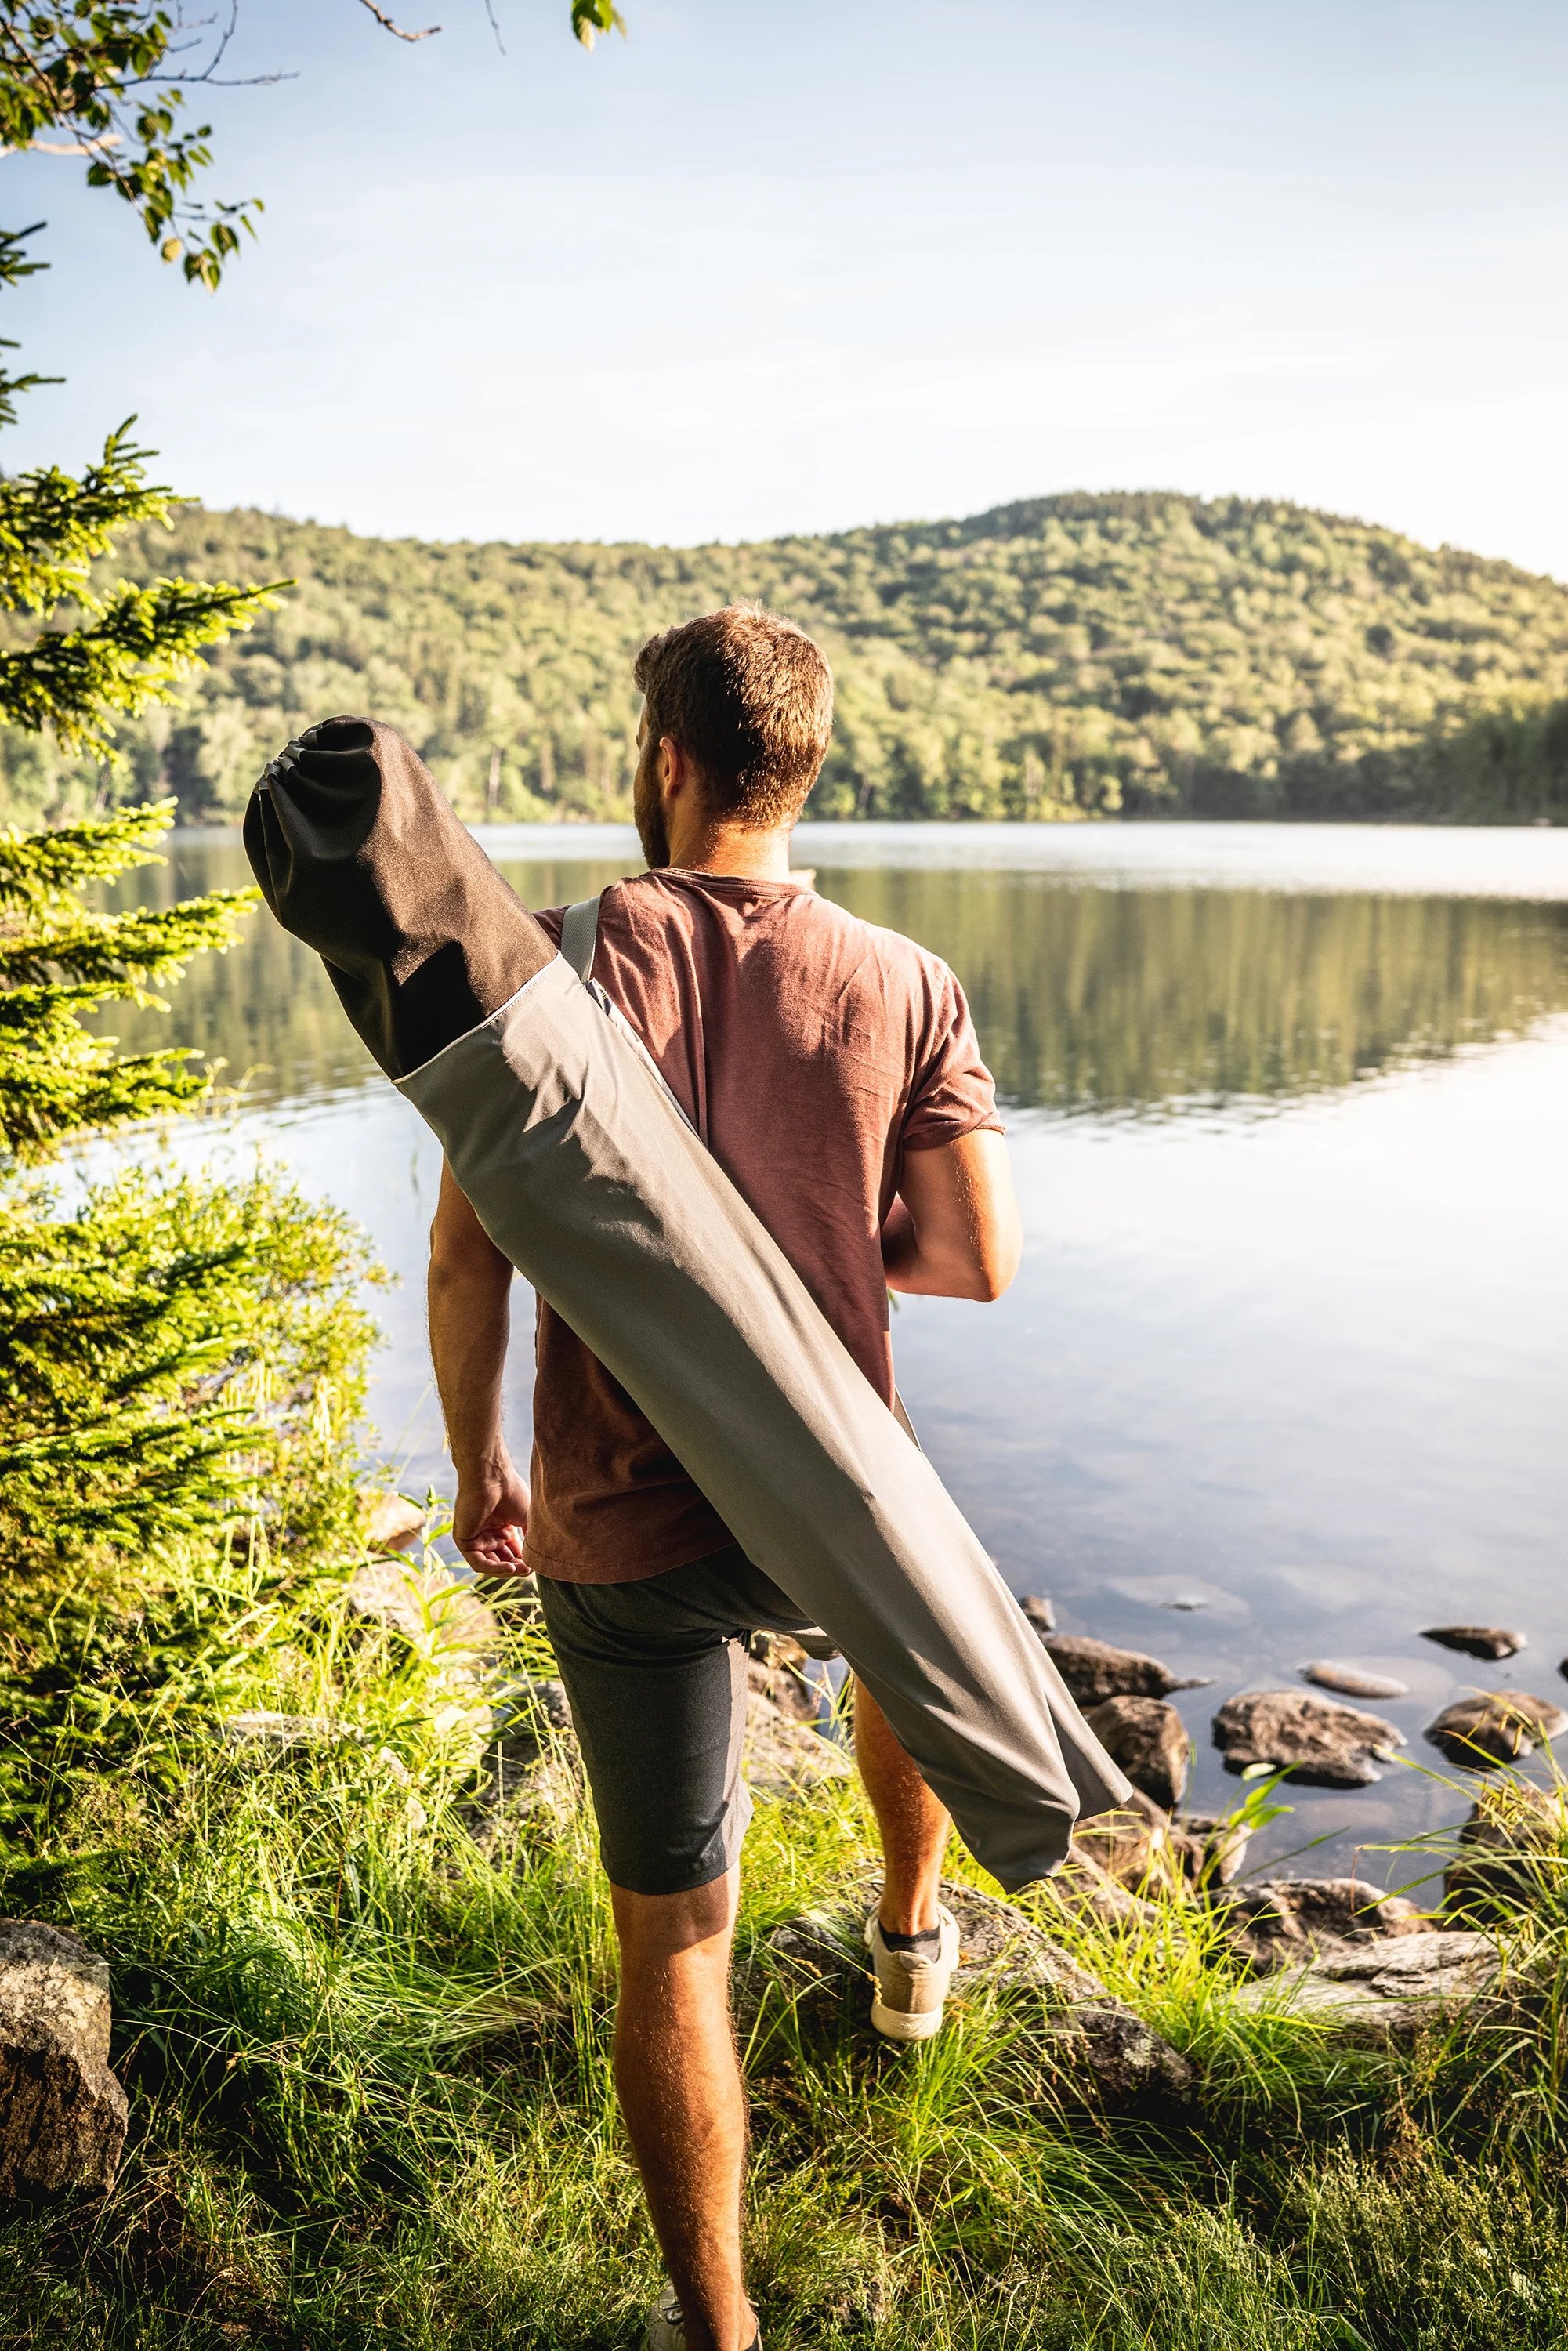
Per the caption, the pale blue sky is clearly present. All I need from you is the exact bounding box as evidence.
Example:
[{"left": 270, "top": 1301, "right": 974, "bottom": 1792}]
[{"left": 9, "top": 0, "right": 1568, "bottom": 571}]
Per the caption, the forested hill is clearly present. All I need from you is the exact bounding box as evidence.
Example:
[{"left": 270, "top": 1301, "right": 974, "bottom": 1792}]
[{"left": 11, "top": 491, "right": 1568, "bottom": 826}]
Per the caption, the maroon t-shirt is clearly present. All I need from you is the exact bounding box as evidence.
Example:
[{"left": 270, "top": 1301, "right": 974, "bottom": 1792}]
[{"left": 525, "top": 869, "right": 1004, "bottom": 1583}]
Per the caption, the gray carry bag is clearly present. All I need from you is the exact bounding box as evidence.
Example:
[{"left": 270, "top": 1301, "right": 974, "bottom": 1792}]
[{"left": 244, "top": 717, "right": 1129, "bottom": 1891}]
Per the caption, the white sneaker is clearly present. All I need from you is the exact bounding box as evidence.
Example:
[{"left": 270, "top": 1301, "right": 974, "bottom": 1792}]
[{"left": 864, "top": 1904, "right": 961, "bottom": 2041}]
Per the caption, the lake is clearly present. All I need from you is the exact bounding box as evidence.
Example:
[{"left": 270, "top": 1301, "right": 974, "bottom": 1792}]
[{"left": 99, "top": 820, "right": 1568, "bottom": 1881}]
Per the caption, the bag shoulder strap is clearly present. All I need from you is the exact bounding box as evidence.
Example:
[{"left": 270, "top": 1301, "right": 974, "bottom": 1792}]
[{"left": 560, "top": 892, "right": 602, "bottom": 980}]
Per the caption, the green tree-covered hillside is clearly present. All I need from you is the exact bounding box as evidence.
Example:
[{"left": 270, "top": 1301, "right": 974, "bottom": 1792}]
[{"left": 10, "top": 491, "right": 1568, "bottom": 826}]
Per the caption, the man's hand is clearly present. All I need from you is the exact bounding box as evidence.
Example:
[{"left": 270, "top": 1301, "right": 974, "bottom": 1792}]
[
  {"left": 454, "top": 1453, "right": 533, "bottom": 1576},
  {"left": 429, "top": 1162, "right": 535, "bottom": 1573},
  {"left": 882, "top": 1128, "right": 1022, "bottom": 1301}
]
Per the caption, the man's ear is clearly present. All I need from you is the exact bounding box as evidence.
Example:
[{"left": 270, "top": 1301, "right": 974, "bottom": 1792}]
[{"left": 658, "top": 734, "right": 686, "bottom": 801}]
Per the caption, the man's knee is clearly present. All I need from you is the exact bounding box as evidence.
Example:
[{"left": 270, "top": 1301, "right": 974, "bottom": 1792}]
[{"left": 612, "top": 1866, "right": 740, "bottom": 1976}]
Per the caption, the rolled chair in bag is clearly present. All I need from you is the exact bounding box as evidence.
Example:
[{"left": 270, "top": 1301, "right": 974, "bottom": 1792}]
[{"left": 244, "top": 717, "right": 1129, "bottom": 1891}]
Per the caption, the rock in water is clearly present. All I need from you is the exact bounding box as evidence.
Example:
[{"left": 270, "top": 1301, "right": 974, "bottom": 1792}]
[
  {"left": 0, "top": 1920, "right": 128, "bottom": 2198},
  {"left": 1085, "top": 1695, "right": 1193, "bottom": 1810},
  {"left": 738, "top": 1878, "right": 1192, "bottom": 2108},
  {"left": 1216, "top": 1878, "right": 1426, "bottom": 1972},
  {"left": 1425, "top": 1691, "right": 1568, "bottom": 1768},
  {"left": 1421, "top": 1625, "right": 1526, "bottom": 1661},
  {"left": 1019, "top": 1593, "right": 1056, "bottom": 1634},
  {"left": 1230, "top": 1930, "right": 1499, "bottom": 2043},
  {"left": 1302, "top": 1662, "right": 1410, "bottom": 1701},
  {"left": 1212, "top": 1690, "right": 1404, "bottom": 1786},
  {"left": 1041, "top": 1633, "right": 1210, "bottom": 1708}
]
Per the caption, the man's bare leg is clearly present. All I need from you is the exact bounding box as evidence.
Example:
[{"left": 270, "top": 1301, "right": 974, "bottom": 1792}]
[
  {"left": 610, "top": 1867, "right": 757, "bottom": 2351},
  {"left": 853, "top": 1679, "right": 950, "bottom": 1932}
]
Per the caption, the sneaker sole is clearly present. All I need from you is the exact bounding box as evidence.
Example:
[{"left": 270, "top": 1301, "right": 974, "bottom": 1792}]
[{"left": 869, "top": 1992, "right": 947, "bottom": 2041}]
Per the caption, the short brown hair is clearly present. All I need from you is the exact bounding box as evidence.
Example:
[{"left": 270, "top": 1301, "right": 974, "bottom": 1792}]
[{"left": 633, "top": 603, "right": 833, "bottom": 827}]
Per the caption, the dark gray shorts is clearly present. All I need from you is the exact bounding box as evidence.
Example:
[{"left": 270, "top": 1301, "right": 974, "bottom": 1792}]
[{"left": 537, "top": 1546, "right": 817, "bottom": 1897}]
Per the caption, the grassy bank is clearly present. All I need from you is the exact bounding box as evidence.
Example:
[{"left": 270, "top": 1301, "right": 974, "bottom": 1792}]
[{"left": 2, "top": 1510, "right": 1566, "bottom": 2351}]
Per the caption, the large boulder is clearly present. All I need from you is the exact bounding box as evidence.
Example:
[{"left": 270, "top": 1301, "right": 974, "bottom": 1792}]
[
  {"left": 1231, "top": 1930, "right": 1500, "bottom": 2044},
  {"left": 1425, "top": 1692, "right": 1568, "bottom": 1768},
  {"left": 1215, "top": 1878, "right": 1426, "bottom": 1973},
  {"left": 737, "top": 1878, "right": 1192, "bottom": 2108},
  {"left": 0, "top": 1920, "right": 128, "bottom": 2199},
  {"left": 1085, "top": 1696, "right": 1192, "bottom": 1810},
  {"left": 1212, "top": 1690, "right": 1404, "bottom": 1786},
  {"left": 1041, "top": 1633, "right": 1209, "bottom": 1708}
]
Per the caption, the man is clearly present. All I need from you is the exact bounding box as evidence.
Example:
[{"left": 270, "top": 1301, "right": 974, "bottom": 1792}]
[{"left": 428, "top": 604, "right": 1023, "bottom": 2351}]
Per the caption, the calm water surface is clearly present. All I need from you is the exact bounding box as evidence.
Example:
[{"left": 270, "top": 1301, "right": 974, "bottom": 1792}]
[{"left": 100, "top": 822, "right": 1568, "bottom": 1876}]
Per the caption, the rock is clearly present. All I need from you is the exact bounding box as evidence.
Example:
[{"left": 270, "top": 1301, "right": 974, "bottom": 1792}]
[
  {"left": 1085, "top": 1695, "right": 1193, "bottom": 1811},
  {"left": 1212, "top": 1690, "right": 1404, "bottom": 1787},
  {"left": 347, "top": 1558, "right": 500, "bottom": 1679},
  {"left": 1171, "top": 1813, "right": 1252, "bottom": 1886},
  {"left": 746, "top": 1652, "right": 820, "bottom": 1724},
  {"left": 1019, "top": 1593, "right": 1056, "bottom": 1633},
  {"left": 1231, "top": 1929, "right": 1500, "bottom": 2043},
  {"left": 1445, "top": 1780, "right": 1568, "bottom": 1919},
  {"left": 1037, "top": 1852, "right": 1164, "bottom": 1931},
  {"left": 1302, "top": 1662, "right": 1410, "bottom": 1701},
  {"left": 744, "top": 1690, "right": 853, "bottom": 1798},
  {"left": 738, "top": 1878, "right": 1192, "bottom": 2107},
  {"left": 1422, "top": 1625, "right": 1526, "bottom": 1661},
  {"left": 463, "top": 1679, "right": 581, "bottom": 1849},
  {"left": 1041, "top": 1633, "right": 1210, "bottom": 1708},
  {"left": 1163, "top": 1593, "right": 1208, "bottom": 1611},
  {"left": 1215, "top": 1878, "right": 1427, "bottom": 1973},
  {"left": 360, "top": 1490, "right": 428, "bottom": 1553},
  {"left": 1425, "top": 1691, "right": 1568, "bottom": 1768},
  {"left": 0, "top": 1920, "right": 129, "bottom": 2199}
]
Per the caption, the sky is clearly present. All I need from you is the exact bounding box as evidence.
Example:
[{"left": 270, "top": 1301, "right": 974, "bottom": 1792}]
[{"left": 8, "top": 0, "right": 1568, "bottom": 571}]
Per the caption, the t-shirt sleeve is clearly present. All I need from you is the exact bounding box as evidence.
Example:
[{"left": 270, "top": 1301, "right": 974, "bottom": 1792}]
[
  {"left": 902, "top": 962, "right": 1006, "bottom": 1152},
  {"left": 535, "top": 905, "right": 567, "bottom": 949}
]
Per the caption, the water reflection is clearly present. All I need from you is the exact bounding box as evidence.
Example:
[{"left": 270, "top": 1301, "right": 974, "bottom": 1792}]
[{"left": 99, "top": 834, "right": 1568, "bottom": 1120}]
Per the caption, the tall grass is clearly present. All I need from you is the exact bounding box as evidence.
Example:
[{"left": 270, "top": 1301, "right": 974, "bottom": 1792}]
[{"left": 2, "top": 1528, "right": 1566, "bottom": 2349}]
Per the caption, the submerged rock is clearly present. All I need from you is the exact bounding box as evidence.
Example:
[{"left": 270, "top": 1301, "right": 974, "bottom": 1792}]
[
  {"left": 0, "top": 1920, "right": 128, "bottom": 2199},
  {"left": 1215, "top": 1878, "right": 1426, "bottom": 1973},
  {"left": 739, "top": 1878, "right": 1192, "bottom": 2108},
  {"left": 1085, "top": 1696, "right": 1192, "bottom": 1811},
  {"left": 1212, "top": 1690, "right": 1404, "bottom": 1787},
  {"left": 1302, "top": 1662, "right": 1410, "bottom": 1701},
  {"left": 1421, "top": 1625, "right": 1526, "bottom": 1661},
  {"left": 1230, "top": 1929, "right": 1500, "bottom": 2043},
  {"left": 1041, "top": 1633, "right": 1209, "bottom": 1708},
  {"left": 1445, "top": 1780, "right": 1568, "bottom": 1919},
  {"left": 1019, "top": 1593, "right": 1056, "bottom": 1634},
  {"left": 1425, "top": 1691, "right": 1568, "bottom": 1768}
]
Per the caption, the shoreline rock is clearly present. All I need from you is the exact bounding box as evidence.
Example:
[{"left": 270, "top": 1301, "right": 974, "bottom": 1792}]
[
  {"left": 1230, "top": 1929, "right": 1500, "bottom": 2043},
  {"left": 1215, "top": 1878, "right": 1427, "bottom": 1973},
  {"left": 1302, "top": 1662, "right": 1410, "bottom": 1701},
  {"left": 1085, "top": 1696, "right": 1192, "bottom": 1812}
]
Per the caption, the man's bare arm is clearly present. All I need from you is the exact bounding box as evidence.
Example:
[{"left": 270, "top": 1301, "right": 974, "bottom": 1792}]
[
  {"left": 881, "top": 1129, "right": 1022, "bottom": 1301},
  {"left": 428, "top": 1160, "right": 532, "bottom": 1572}
]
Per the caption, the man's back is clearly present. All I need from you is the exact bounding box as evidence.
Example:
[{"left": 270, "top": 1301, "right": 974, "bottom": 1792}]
[{"left": 527, "top": 868, "right": 1002, "bottom": 1582}]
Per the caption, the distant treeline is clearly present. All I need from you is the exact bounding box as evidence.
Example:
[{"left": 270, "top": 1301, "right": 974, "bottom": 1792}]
[{"left": 9, "top": 491, "right": 1568, "bottom": 827}]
